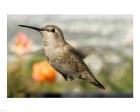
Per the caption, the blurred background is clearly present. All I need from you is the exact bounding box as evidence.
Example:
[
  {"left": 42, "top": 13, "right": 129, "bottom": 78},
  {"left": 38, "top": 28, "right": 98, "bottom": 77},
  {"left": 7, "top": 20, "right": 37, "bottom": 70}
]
[{"left": 7, "top": 15, "right": 133, "bottom": 98}]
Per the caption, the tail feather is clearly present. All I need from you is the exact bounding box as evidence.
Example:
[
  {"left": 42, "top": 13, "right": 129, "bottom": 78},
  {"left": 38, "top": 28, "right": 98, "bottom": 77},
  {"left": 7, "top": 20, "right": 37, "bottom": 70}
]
[
  {"left": 80, "top": 72, "right": 105, "bottom": 89},
  {"left": 90, "top": 78, "right": 105, "bottom": 89}
]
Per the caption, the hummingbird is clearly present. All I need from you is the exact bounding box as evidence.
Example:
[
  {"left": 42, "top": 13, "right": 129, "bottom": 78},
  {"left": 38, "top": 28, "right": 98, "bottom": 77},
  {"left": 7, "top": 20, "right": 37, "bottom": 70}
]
[{"left": 18, "top": 24, "right": 105, "bottom": 89}]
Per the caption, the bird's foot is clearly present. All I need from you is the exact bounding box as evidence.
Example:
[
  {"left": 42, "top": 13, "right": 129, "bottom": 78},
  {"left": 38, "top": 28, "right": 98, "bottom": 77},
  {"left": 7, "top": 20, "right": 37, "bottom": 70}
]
[
  {"left": 64, "top": 77, "right": 68, "bottom": 81},
  {"left": 63, "top": 75, "right": 68, "bottom": 81},
  {"left": 69, "top": 76, "right": 74, "bottom": 81}
]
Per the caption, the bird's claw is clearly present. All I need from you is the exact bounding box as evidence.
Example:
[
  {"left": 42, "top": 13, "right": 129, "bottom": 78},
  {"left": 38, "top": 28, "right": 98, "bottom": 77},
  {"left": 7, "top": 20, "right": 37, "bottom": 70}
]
[
  {"left": 65, "top": 77, "right": 68, "bottom": 81},
  {"left": 69, "top": 76, "right": 74, "bottom": 81}
]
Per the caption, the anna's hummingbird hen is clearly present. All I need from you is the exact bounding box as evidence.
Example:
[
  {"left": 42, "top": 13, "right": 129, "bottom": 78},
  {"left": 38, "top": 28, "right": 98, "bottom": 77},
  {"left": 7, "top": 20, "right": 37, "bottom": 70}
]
[{"left": 19, "top": 24, "right": 105, "bottom": 89}]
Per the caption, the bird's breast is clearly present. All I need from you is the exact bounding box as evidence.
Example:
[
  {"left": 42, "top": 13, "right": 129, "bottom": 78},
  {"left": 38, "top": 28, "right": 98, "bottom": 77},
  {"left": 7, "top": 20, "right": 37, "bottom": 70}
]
[{"left": 44, "top": 46, "right": 65, "bottom": 60}]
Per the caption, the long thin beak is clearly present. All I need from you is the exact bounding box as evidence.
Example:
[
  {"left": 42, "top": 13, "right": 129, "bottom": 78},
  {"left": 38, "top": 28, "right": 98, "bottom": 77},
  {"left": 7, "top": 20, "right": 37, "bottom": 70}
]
[{"left": 18, "top": 25, "right": 43, "bottom": 31}]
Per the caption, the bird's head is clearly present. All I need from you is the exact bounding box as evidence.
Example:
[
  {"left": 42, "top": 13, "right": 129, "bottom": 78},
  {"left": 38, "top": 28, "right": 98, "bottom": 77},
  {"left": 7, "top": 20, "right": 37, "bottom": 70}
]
[{"left": 18, "top": 25, "right": 65, "bottom": 46}]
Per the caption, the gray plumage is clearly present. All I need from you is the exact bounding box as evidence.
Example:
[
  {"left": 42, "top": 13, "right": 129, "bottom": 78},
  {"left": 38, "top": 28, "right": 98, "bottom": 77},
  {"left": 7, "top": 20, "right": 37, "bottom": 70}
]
[{"left": 18, "top": 24, "right": 105, "bottom": 89}]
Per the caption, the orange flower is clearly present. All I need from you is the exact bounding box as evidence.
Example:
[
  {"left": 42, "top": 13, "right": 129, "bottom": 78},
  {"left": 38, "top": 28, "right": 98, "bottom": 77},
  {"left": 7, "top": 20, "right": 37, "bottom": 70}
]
[
  {"left": 11, "top": 32, "right": 33, "bottom": 55},
  {"left": 32, "top": 61, "right": 57, "bottom": 83}
]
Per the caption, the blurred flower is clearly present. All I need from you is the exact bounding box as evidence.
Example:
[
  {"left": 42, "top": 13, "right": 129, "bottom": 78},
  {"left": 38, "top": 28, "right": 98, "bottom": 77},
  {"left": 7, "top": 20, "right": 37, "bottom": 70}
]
[
  {"left": 11, "top": 32, "right": 33, "bottom": 55},
  {"left": 32, "top": 61, "right": 57, "bottom": 83}
]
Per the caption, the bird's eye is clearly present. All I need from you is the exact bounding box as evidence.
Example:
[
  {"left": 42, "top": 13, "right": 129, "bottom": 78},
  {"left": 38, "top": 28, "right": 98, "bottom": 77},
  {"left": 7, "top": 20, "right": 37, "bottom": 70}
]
[{"left": 47, "top": 28, "right": 55, "bottom": 32}]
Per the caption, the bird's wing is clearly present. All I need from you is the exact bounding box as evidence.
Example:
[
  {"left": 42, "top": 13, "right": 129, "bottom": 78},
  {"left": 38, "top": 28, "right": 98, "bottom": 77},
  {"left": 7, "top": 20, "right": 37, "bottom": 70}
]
[{"left": 65, "top": 43, "right": 86, "bottom": 59}]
